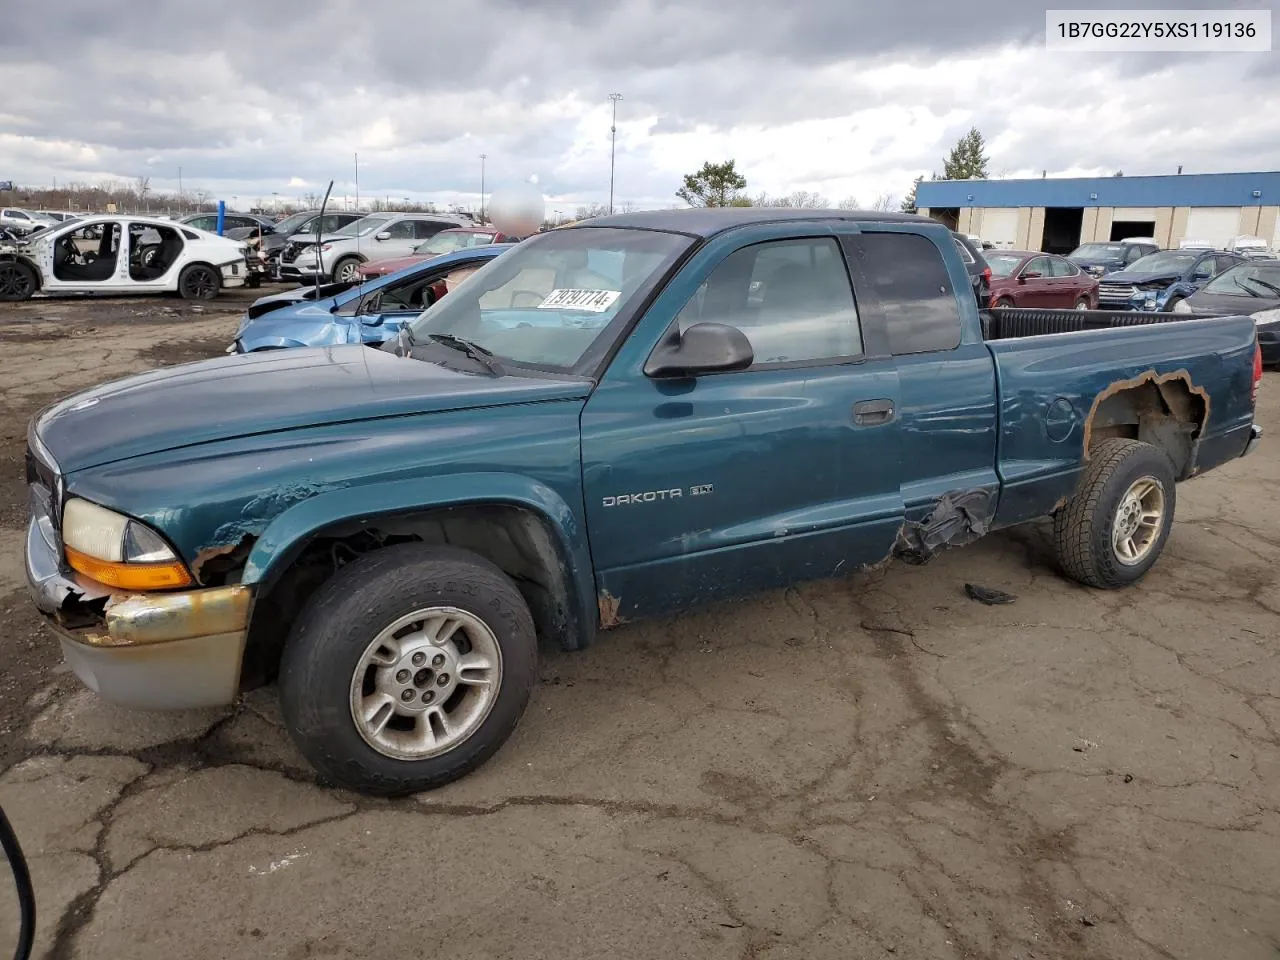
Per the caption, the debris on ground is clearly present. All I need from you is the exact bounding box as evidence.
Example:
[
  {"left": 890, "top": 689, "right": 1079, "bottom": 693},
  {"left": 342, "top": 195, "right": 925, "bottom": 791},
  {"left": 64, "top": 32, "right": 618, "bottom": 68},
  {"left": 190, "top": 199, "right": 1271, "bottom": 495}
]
[{"left": 964, "top": 583, "right": 1018, "bottom": 605}]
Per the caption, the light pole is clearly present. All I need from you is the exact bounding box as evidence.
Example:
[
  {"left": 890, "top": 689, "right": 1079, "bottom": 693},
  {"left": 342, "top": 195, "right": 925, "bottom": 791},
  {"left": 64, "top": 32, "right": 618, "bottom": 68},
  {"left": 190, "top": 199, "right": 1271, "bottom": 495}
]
[
  {"left": 177, "top": 165, "right": 183, "bottom": 214},
  {"left": 479, "top": 154, "right": 487, "bottom": 222},
  {"left": 608, "top": 93, "right": 623, "bottom": 215}
]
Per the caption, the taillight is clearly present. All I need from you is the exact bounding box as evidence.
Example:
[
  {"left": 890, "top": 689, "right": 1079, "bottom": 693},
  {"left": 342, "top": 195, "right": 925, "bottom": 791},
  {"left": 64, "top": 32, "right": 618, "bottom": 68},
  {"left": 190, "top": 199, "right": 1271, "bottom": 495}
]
[
  {"left": 982, "top": 266, "right": 992, "bottom": 284},
  {"left": 1251, "top": 340, "right": 1263, "bottom": 405}
]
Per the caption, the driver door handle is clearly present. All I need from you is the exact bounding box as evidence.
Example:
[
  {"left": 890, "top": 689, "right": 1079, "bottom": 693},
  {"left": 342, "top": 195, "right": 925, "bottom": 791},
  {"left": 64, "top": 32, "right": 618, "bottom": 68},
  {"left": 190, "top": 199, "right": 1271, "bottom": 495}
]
[{"left": 853, "top": 399, "right": 895, "bottom": 426}]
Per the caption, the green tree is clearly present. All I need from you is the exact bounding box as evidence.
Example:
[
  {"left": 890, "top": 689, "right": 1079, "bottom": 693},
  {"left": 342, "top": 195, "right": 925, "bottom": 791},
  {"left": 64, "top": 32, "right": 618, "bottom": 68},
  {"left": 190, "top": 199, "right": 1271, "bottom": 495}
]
[
  {"left": 677, "top": 160, "right": 748, "bottom": 207},
  {"left": 901, "top": 175, "right": 924, "bottom": 213},
  {"left": 940, "top": 127, "right": 989, "bottom": 180}
]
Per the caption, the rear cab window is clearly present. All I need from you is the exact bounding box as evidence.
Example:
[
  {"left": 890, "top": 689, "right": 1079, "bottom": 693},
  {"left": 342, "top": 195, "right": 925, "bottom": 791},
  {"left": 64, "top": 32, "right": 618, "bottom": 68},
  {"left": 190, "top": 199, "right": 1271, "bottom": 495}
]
[{"left": 850, "top": 232, "right": 963, "bottom": 355}]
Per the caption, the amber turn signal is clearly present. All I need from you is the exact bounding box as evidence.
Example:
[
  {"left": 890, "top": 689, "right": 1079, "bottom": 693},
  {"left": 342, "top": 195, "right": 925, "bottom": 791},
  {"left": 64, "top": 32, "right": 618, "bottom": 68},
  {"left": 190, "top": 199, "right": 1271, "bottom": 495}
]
[{"left": 65, "top": 545, "right": 194, "bottom": 590}]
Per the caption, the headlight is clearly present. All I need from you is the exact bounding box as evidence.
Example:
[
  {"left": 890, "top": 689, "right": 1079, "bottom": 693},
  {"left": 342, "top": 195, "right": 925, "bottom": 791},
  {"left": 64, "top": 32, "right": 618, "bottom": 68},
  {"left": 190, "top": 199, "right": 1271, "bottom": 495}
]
[
  {"left": 1173, "top": 299, "right": 1193, "bottom": 314},
  {"left": 62, "top": 498, "right": 193, "bottom": 589}
]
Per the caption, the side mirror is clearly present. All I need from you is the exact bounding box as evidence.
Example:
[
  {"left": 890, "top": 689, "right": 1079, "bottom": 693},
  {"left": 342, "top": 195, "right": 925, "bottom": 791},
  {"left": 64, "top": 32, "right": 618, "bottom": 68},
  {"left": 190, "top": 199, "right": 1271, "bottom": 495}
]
[
  {"left": 644, "top": 322, "right": 754, "bottom": 379},
  {"left": 375, "top": 231, "right": 392, "bottom": 241},
  {"left": 1020, "top": 270, "right": 1041, "bottom": 281}
]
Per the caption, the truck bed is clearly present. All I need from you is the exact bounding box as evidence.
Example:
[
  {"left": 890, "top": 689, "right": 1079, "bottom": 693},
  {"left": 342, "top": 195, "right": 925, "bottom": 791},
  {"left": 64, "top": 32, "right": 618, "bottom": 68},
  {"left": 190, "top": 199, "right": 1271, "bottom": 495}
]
[{"left": 980, "top": 307, "right": 1228, "bottom": 340}]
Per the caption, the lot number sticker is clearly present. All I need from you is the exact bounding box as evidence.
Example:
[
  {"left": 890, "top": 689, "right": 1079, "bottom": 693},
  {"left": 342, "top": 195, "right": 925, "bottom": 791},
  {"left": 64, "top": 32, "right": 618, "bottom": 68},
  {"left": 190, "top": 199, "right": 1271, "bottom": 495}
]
[{"left": 538, "top": 288, "right": 621, "bottom": 312}]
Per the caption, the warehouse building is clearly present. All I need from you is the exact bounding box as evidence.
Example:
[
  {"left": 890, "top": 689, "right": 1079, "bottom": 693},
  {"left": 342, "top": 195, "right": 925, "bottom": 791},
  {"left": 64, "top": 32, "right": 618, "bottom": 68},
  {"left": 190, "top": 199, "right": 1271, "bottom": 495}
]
[{"left": 916, "top": 171, "right": 1280, "bottom": 254}]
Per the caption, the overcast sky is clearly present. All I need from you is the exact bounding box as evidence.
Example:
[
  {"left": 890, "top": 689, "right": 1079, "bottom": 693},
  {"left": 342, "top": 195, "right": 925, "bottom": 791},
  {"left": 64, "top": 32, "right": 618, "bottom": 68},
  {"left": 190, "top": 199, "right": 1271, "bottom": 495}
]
[{"left": 2, "top": 0, "right": 1276, "bottom": 213}]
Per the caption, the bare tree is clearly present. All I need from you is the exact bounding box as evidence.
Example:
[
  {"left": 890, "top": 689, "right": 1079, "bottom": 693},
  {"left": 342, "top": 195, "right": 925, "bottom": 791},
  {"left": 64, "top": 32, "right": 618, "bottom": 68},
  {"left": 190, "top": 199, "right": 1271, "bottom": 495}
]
[
  {"left": 135, "top": 176, "right": 151, "bottom": 213},
  {"left": 870, "top": 193, "right": 896, "bottom": 212},
  {"left": 836, "top": 196, "right": 861, "bottom": 210},
  {"left": 753, "top": 190, "right": 830, "bottom": 208},
  {"left": 620, "top": 200, "right": 636, "bottom": 214}
]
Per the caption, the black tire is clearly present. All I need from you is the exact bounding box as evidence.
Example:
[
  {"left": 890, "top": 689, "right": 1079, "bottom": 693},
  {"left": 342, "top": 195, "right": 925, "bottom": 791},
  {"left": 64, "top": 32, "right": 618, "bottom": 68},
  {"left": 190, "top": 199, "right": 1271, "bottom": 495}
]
[
  {"left": 0, "top": 260, "right": 36, "bottom": 302},
  {"left": 1164, "top": 296, "right": 1183, "bottom": 313},
  {"left": 994, "top": 296, "right": 1015, "bottom": 308},
  {"left": 1074, "top": 297, "right": 1089, "bottom": 310},
  {"left": 331, "top": 256, "right": 363, "bottom": 284},
  {"left": 278, "top": 543, "right": 538, "bottom": 796},
  {"left": 178, "top": 263, "right": 220, "bottom": 300},
  {"left": 1053, "top": 438, "right": 1176, "bottom": 589}
]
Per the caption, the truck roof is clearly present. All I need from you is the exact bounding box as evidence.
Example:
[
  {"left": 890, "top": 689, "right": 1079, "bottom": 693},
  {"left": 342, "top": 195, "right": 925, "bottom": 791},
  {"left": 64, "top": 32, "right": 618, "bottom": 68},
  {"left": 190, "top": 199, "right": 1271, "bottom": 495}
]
[{"left": 569, "top": 207, "right": 932, "bottom": 239}]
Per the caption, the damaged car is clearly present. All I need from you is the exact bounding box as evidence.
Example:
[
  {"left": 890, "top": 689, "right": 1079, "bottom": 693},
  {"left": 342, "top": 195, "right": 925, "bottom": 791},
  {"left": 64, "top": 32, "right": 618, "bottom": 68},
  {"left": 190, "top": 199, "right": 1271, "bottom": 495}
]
[
  {"left": 0, "top": 214, "right": 249, "bottom": 301},
  {"left": 23, "top": 208, "right": 1264, "bottom": 796}
]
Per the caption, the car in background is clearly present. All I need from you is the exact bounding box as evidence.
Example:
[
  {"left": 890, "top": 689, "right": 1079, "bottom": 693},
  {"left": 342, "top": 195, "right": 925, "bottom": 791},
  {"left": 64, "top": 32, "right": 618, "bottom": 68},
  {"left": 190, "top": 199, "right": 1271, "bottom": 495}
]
[
  {"left": 1068, "top": 238, "right": 1159, "bottom": 277},
  {"left": 179, "top": 212, "right": 277, "bottom": 234},
  {"left": 951, "top": 232, "right": 991, "bottom": 307},
  {"left": 38, "top": 211, "right": 80, "bottom": 223},
  {"left": 0, "top": 214, "right": 248, "bottom": 301},
  {"left": 1225, "top": 235, "right": 1273, "bottom": 260},
  {"left": 358, "top": 226, "right": 517, "bottom": 278},
  {"left": 1098, "top": 248, "right": 1245, "bottom": 312},
  {"left": 0, "top": 208, "right": 56, "bottom": 236},
  {"left": 985, "top": 250, "right": 1099, "bottom": 309},
  {"left": 278, "top": 212, "right": 466, "bottom": 284},
  {"left": 226, "top": 209, "right": 365, "bottom": 281},
  {"left": 232, "top": 243, "right": 511, "bottom": 352}
]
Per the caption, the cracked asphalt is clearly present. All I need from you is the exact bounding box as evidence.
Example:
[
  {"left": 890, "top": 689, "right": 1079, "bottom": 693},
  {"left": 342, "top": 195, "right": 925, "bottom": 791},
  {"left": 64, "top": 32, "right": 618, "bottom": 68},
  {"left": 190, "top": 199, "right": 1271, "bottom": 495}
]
[{"left": 1, "top": 292, "right": 1278, "bottom": 959}]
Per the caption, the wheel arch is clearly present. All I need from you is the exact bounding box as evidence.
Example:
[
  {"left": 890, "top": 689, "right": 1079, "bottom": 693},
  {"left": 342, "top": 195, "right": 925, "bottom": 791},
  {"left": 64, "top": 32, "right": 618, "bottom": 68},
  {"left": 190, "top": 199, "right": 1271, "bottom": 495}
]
[
  {"left": 0, "top": 252, "right": 43, "bottom": 290},
  {"left": 236, "top": 474, "right": 597, "bottom": 688},
  {"left": 1082, "top": 369, "right": 1209, "bottom": 480}
]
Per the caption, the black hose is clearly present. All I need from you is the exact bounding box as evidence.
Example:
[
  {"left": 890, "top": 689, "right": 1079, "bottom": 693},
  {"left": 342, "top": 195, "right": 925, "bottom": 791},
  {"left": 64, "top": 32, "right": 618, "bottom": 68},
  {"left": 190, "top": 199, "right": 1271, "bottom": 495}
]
[{"left": 0, "top": 804, "right": 35, "bottom": 960}]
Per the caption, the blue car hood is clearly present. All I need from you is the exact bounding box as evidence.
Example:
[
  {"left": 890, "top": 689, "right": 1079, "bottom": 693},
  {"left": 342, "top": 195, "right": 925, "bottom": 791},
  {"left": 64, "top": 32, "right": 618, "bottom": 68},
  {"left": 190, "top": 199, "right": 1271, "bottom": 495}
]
[
  {"left": 36, "top": 346, "right": 592, "bottom": 473},
  {"left": 1100, "top": 270, "right": 1181, "bottom": 284}
]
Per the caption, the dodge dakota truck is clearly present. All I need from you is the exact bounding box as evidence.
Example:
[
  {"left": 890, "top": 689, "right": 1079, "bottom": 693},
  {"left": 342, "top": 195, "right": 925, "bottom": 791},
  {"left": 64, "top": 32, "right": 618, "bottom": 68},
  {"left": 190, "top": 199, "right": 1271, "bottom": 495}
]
[{"left": 23, "top": 209, "right": 1264, "bottom": 796}]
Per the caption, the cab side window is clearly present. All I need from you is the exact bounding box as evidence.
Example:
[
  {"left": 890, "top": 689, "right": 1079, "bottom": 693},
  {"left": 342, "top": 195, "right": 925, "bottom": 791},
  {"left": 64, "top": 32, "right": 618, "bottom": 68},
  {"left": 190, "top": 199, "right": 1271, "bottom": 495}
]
[
  {"left": 674, "top": 237, "right": 863, "bottom": 366},
  {"left": 853, "top": 233, "right": 963, "bottom": 355}
]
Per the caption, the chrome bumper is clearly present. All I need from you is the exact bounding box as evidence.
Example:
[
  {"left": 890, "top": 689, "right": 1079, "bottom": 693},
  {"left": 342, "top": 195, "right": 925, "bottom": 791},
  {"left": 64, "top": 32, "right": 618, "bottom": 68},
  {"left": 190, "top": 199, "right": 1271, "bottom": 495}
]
[
  {"left": 1243, "top": 423, "right": 1263, "bottom": 458},
  {"left": 25, "top": 517, "right": 251, "bottom": 710}
]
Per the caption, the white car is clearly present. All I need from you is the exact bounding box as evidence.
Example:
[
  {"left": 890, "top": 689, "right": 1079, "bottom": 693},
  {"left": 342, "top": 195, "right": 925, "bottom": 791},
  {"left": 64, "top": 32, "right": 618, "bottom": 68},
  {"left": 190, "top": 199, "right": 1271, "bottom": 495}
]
[
  {"left": 278, "top": 212, "right": 465, "bottom": 284},
  {"left": 0, "top": 214, "right": 248, "bottom": 302}
]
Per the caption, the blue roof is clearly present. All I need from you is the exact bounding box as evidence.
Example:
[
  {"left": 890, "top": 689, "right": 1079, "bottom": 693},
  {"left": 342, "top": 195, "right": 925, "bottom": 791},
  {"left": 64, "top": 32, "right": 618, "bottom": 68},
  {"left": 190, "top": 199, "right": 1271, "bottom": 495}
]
[{"left": 917, "top": 171, "right": 1280, "bottom": 209}]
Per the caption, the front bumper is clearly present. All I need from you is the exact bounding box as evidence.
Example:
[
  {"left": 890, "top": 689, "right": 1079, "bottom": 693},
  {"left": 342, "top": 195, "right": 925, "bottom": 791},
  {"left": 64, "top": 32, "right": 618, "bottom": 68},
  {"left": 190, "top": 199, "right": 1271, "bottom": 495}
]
[{"left": 25, "top": 516, "right": 251, "bottom": 710}]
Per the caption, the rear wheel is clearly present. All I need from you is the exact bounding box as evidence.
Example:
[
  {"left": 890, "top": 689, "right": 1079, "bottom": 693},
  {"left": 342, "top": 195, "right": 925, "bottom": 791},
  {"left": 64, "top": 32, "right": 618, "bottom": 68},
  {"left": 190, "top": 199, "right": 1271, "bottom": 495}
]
[
  {"left": 178, "top": 263, "right": 220, "bottom": 300},
  {"left": 0, "top": 260, "right": 36, "bottom": 302},
  {"left": 278, "top": 543, "right": 538, "bottom": 796},
  {"left": 1053, "top": 438, "right": 1176, "bottom": 588}
]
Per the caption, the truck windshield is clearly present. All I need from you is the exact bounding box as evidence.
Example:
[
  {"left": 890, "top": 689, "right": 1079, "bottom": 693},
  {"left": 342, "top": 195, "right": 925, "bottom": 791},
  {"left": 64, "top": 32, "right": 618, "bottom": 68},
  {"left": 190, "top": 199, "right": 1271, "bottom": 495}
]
[{"left": 406, "top": 226, "right": 692, "bottom": 373}]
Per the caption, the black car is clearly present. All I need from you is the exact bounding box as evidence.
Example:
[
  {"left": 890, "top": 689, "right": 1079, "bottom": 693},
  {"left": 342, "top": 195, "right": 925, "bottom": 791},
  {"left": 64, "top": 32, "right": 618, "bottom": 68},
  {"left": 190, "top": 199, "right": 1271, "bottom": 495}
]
[
  {"left": 1179, "top": 259, "right": 1280, "bottom": 366},
  {"left": 1068, "top": 240, "right": 1159, "bottom": 278},
  {"left": 952, "top": 232, "right": 991, "bottom": 306}
]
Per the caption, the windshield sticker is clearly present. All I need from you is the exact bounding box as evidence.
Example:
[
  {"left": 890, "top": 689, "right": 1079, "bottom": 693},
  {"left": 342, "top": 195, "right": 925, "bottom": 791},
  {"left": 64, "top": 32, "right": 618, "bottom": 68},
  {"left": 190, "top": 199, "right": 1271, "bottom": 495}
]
[{"left": 538, "top": 288, "right": 621, "bottom": 312}]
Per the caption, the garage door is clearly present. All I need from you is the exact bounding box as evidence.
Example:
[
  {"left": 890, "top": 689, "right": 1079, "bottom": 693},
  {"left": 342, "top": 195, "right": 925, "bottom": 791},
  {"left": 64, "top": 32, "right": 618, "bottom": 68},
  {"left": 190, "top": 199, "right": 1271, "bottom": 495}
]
[
  {"left": 979, "top": 208, "right": 1019, "bottom": 248},
  {"left": 1184, "top": 208, "right": 1242, "bottom": 248}
]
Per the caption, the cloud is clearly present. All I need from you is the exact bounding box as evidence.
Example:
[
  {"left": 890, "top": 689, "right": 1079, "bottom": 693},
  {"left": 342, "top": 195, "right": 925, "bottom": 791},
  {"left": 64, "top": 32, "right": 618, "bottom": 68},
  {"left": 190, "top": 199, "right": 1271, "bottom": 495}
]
[{"left": 1, "top": 0, "right": 1275, "bottom": 211}]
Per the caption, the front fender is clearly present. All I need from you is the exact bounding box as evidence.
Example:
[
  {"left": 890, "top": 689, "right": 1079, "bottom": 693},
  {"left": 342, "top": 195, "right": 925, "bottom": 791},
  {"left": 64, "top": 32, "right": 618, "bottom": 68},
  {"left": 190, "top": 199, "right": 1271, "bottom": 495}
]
[{"left": 241, "top": 470, "right": 597, "bottom": 647}]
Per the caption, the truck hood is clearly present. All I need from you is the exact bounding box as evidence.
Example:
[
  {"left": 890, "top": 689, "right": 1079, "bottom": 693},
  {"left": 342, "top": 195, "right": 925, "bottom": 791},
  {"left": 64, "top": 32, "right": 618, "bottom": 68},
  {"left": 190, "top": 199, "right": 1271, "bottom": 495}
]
[{"left": 36, "top": 346, "right": 592, "bottom": 473}]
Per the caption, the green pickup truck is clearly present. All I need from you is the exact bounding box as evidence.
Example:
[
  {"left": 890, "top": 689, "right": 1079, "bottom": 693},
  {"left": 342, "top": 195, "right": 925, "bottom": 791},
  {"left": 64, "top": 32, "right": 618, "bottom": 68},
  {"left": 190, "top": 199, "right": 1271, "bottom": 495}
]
[{"left": 24, "top": 208, "right": 1263, "bottom": 795}]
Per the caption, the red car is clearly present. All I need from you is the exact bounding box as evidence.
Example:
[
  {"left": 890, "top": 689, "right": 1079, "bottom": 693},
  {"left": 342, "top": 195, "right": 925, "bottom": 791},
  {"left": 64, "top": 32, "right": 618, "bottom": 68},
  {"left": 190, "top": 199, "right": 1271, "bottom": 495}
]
[
  {"left": 985, "top": 250, "right": 1099, "bottom": 310},
  {"left": 358, "top": 227, "right": 515, "bottom": 279}
]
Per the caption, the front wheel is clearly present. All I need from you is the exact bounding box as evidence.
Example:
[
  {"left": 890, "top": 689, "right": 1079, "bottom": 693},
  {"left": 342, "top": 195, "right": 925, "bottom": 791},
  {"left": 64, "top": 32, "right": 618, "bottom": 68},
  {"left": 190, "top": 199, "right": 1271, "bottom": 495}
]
[
  {"left": 994, "top": 296, "right": 1015, "bottom": 308},
  {"left": 1053, "top": 438, "right": 1176, "bottom": 588},
  {"left": 1164, "top": 296, "right": 1183, "bottom": 313},
  {"left": 178, "top": 263, "right": 220, "bottom": 300},
  {"left": 0, "top": 260, "right": 36, "bottom": 302},
  {"left": 278, "top": 543, "right": 538, "bottom": 796},
  {"left": 1074, "top": 297, "right": 1090, "bottom": 310},
  {"left": 332, "top": 256, "right": 363, "bottom": 284}
]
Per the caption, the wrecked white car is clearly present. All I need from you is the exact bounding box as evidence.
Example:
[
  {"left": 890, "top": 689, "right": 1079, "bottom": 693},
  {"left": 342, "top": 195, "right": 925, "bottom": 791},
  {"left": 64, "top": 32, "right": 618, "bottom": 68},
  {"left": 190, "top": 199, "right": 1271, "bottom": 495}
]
[{"left": 0, "top": 214, "right": 249, "bottom": 302}]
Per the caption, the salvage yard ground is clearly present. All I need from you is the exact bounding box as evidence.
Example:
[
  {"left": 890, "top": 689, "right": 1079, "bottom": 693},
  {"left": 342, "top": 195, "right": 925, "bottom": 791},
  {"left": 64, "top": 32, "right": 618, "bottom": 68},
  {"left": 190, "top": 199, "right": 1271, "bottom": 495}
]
[{"left": 1, "top": 292, "right": 1278, "bottom": 960}]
